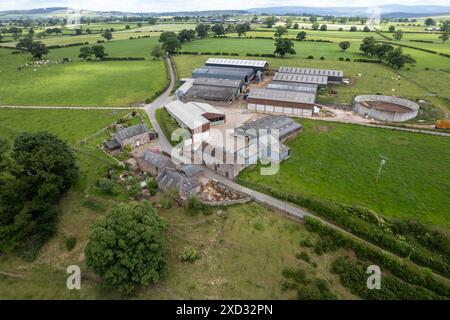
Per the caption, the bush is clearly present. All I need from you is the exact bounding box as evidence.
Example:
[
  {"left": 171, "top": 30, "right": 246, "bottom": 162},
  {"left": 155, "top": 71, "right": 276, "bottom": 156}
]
[
  {"left": 307, "top": 55, "right": 314, "bottom": 59},
  {"left": 296, "top": 251, "right": 311, "bottom": 263},
  {"left": 187, "top": 196, "right": 210, "bottom": 216},
  {"left": 320, "top": 56, "right": 325, "bottom": 60},
  {"left": 65, "top": 236, "right": 77, "bottom": 251},
  {"left": 282, "top": 268, "right": 309, "bottom": 285},
  {"left": 96, "top": 178, "right": 116, "bottom": 195},
  {"left": 179, "top": 247, "right": 200, "bottom": 262}
]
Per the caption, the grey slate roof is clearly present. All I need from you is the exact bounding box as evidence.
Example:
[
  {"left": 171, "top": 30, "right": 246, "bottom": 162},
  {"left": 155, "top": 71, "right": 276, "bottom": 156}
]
[
  {"left": 104, "top": 139, "right": 121, "bottom": 149},
  {"left": 156, "top": 168, "right": 200, "bottom": 195},
  {"left": 235, "top": 115, "right": 303, "bottom": 140},
  {"left": 115, "top": 124, "right": 149, "bottom": 143},
  {"left": 141, "top": 150, "right": 173, "bottom": 171},
  {"left": 248, "top": 88, "right": 316, "bottom": 104},
  {"left": 179, "top": 164, "right": 204, "bottom": 177},
  {"left": 278, "top": 66, "right": 344, "bottom": 78},
  {"left": 273, "top": 72, "right": 328, "bottom": 85}
]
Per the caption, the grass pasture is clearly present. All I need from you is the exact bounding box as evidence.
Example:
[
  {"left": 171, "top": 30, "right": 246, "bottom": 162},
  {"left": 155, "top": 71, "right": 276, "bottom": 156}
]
[
  {"left": 0, "top": 45, "right": 167, "bottom": 107},
  {"left": 237, "top": 120, "right": 450, "bottom": 229}
]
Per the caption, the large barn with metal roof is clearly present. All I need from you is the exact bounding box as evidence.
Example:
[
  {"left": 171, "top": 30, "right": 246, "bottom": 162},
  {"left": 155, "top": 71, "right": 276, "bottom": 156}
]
[
  {"left": 205, "top": 58, "right": 269, "bottom": 73},
  {"left": 278, "top": 66, "right": 344, "bottom": 82},
  {"left": 192, "top": 66, "right": 254, "bottom": 83},
  {"left": 182, "top": 78, "right": 242, "bottom": 105},
  {"left": 267, "top": 82, "right": 318, "bottom": 94},
  {"left": 272, "top": 72, "right": 328, "bottom": 88},
  {"left": 247, "top": 88, "right": 317, "bottom": 117}
]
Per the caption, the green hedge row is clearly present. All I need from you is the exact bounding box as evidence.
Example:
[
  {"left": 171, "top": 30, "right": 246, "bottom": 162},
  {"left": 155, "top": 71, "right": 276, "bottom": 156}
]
[
  {"left": 304, "top": 216, "right": 450, "bottom": 298},
  {"left": 236, "top": 179, "right": 450, "bottom": 278},
  {"left": 378, "top": 40, "right": 449, "bottom": 57}
]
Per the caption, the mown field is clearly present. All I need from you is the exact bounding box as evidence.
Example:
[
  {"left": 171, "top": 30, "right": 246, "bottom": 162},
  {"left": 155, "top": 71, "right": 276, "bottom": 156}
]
[
  {"left": 0, "top": 39, "right": 167, "bottom": 106},
  {"left": 237, "top": 119, "right": 450, "bottom": 229}
]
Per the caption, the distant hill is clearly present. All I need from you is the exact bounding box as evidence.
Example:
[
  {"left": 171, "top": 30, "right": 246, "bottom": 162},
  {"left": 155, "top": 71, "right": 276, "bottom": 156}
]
[{"left": 0, "top": 4, "right": 449, "bottom": 19}]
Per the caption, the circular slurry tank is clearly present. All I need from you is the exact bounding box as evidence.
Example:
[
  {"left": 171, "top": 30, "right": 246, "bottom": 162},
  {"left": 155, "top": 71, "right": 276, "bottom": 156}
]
[{"left": 353, "top": 95, "right": 419, "bottom": 122}]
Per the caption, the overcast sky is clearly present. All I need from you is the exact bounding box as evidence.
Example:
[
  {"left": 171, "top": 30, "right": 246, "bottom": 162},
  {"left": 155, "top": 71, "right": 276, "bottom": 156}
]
[{"left": 1, "top": 0, "right": 449, "bottom": 12}]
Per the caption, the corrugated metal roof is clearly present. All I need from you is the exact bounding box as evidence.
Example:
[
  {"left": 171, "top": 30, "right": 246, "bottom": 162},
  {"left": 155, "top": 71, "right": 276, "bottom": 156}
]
[
  {"left": 115, "top": 124, "right": 148, "bottom": 142},
  {"left": 248, "top": 88, "right": 316, "bottom": 104},
  {"left": 192, "top": 68, "right": 251, "bottom": 81},
  {"left": 267, "top": 82, "right": 318, "bottom": 94},
  {"left": 184, "top": 85, "right": 238, "bottom": 102},
  {"left": 198, "top": 66, "right": 255, "bottom": 76},
  {"left": 273, "top": 72, "right": 328, "bottom": 85},
  {"left": 194, "top": 77, "right": 243, "bottom": 88},
  {"left": 279, "top": 66, "right": 344, "bottom": 77},
  {"left": 165, "top": 100, "right": 223, "bottom": 130},
  {"left": 206, "top": 58, "right": 268, "bottom": 68},
  {"left": 176, "top": 78, "right": 195, "bottom": 95}
]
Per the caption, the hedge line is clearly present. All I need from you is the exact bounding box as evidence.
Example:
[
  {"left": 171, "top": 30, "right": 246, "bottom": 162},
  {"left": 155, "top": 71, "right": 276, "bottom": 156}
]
[
  {"left": 378, "top": 40, "right": 450, "bottom": 58},
  {"left": 237, "top": 179, "right": 450, "bottom": 278},
  {"left": 305, "top": 216, "right": 450, "bottom": 298},
  {"left": 47, "top": 42, "right": 89, "bottom": 49},
  {"left": 102, "top": 57, "right": 145, "bottom": 61}
]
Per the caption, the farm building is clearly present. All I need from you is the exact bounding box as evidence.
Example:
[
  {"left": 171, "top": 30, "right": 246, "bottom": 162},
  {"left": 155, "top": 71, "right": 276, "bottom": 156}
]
[
  {"left": 278, "top": 66, "right": 344, "bottom": 82},
  {"left": 205, "top": 58, "right": 269, "bottom": 73},
  {"left": 267, "top": 82, "right": 318, "bottom": 94},
  {"left": 176, "top": 78, "right": 195, "bottom": 100},
  {"left": 353, "top": 95, "right": 420, "bottom": 122},
  {"left": 179, "top": 164, "right": 204, "bottom": 179},
  {"left": 182, "top": 83, "right": 240, "bottom": 105},
  {"left": 104, "top": 124, "right": 154, "bottom": 152},
  {"left": 272, "top": 72, "right": 328, "bottom": 88},
  {"left": 193, "top": 77, "right": 244, "bottom": 91},
  {"left": 165, "top": 100, "right": 225, "bottom": 140},
  {"left": 192, "top": 66, "right": 254, "bottom": 83},
  {"left": 137, "top": 150, "right": 175, "bottom": 176},
  {"left": 247, "top": 88, "right": 317, "bottom": 117},
  {"left": 156, "top": 167, "right": 201, "bottom": 198}
]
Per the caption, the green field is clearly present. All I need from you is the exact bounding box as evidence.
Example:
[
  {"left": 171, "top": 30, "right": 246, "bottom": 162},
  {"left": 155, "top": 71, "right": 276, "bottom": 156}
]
[
  {"left": 0, "top": 43, "right": 167, "bottom": 107},
  {"left": 237, "top": 120, "right": 450, "bottom": 228}
]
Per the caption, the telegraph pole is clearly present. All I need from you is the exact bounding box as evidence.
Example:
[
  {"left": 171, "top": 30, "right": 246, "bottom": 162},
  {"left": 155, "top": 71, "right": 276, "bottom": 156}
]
[{"left": 376, "top": 155, "right": 388, "bottom": 183}]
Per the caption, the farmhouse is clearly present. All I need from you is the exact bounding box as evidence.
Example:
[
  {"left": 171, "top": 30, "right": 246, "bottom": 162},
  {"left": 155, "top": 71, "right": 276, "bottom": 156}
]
[
  {"left": 192, "top": 66, "right": 254, "bottom": 83},
  {"left": 165, "top": 100, "right": 225, "bottom": 139},
  {"left": 137, "top": 150, "right": 175, "bottom": 176},
  {"left": 247, "top": 88, "right": 317, "bottom": 117},
  {"left": 278, "top": 66, "right": 344, "bottom": 82},
  {"left": 205, "top": 58, "right": 269, "bottom": 73},
  {"left": 104, "top": 124, "right": 154, "bottom": 152},
  {"left": 156, "top": 167, "right": 201, "bottom": 198},
  {"left": 272, "top": 72, "right": 328, "bottom": 88}
]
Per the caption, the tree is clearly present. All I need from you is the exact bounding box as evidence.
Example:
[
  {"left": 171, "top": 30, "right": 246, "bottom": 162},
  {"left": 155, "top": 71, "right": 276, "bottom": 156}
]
[
  {"left": 0, "top": 132, "right": 78, "bottom": 254},
  {"left": 285, "top": 17, "right": 293, "bottom": 29},
  {"left": 159, "top": 31, "right": 177, "bottom": 43},
  {"left": 0, "top": 33, "right": 3, "bottom": 42},
  {"left": 151, "top": 44, "right": 164, "bottom": 59},
  {"left": 349, "top": 26, "right": 358, "bottom": 32},
  {"left": 78, "top": 46, "right": 92, "bottom": 60},
  {"left": 251, "top": 15, "right": 259, "bottom": 23},
  {"left": 29, "top": 41, "right": 48, "bottom": 59},
  {"left": 125, "top": 25, "right": 130, "bottom": 30},
  {"left": 424, "top": 18, "right": 436, "bottom": 27},
  {"left": 339, "top": 41, "right": 350, "bottom": 51},
  {"left": 263, "top": 16, "right": 278, "bottom": 28},
  {"left": 360, "top": 36, "right": 377, "bottom": 55},
  {"left": 296, "top": 31, "right": 307, "bottom": 41},
  {"left": 274, "top": 39, "right": 296, "bottom": 57},
  {"left": 91, "top": 45, "right": 108, "bottom": 60},
  {"left": 363, "top": 26, "right": 370, "bottom": 32},
  {"left": 293, "top": 23, "right": 299, "bottom": 29},
  {"left": 162, "top": 36, "right": 181, "bottom": 54},
  {"left": 235, "top": 24, "right": 248, "bottom": 38},
  {"left": 75, "top": 28, "right": 82, "bottom": 36},
  {"left": 211, "top": 24, "right": 225, "bottom": 36},
  {"left": 274, "top": 25, "right": 288, "bottom": 39},
  {"left": 102, "top": 29, "right": 113, "bottom": 41},
  {"left": 388, "top": 25, "right": 395, "bottom": 33},
  {"left": 178, "top": 29, "right": 195, "bottom": 43},
  {"left": 385, "top": 47, "right": 416, "bottom": 69},
  {"left": 309, "top": 16, "right": 318, "bottom": 23},
  {"left": 393, "top": 30, "right": 403, "bottom": 41},
  {"left": 320, "top": 24, "right": 327, "bottom": 31},
  {"left": 85, "top": 202, "right": 167, "bottom": 295},
  {"left": 9, "top": 27, "right": 22, "bottom": 40},
  {"left": 312, "top": 22, "right": 320, "bottom": 30},
  {"left": 373, "top": 43, "right": 394, "bottom": 59},
  {"left": 439, "top": 32, "right": 449, "bottom": 43},
  {"left": 195, "top": 23, "right": 209, "bottom": 38},
  {"left": 16, "top": 36, "right": 34, "bottom": 52}
]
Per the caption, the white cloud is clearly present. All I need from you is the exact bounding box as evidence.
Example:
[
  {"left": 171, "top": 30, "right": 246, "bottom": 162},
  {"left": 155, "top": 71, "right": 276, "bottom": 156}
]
[{"left": 0, "top": 0, "right": 449, "bottom": 12}]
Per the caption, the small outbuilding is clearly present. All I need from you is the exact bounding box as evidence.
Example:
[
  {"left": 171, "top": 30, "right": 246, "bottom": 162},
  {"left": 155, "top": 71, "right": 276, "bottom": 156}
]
[
  {"left": 137, "top": 150, "right": 175, "bottom": 176},
  {"left": 156, "top": 167, "right": 201, "bottom": 198},
  {"left": 104, "top": 124, "right": 152, "bottom": 152}
]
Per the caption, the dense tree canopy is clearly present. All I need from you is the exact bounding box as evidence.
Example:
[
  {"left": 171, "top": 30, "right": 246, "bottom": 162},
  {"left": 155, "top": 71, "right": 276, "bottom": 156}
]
[
  {"left": 85, "top": 201, "right": 167, "bottom": 295},
  {"left": 274, "top": 39, "right": 296, "bottom": 57},
  {"left": 195, "top": 23, "right": 209, "bottom": 38}
]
